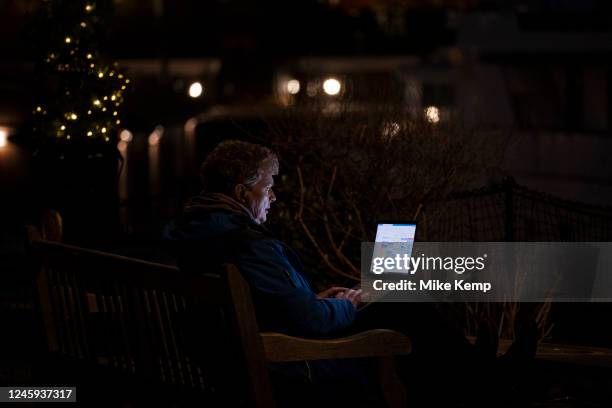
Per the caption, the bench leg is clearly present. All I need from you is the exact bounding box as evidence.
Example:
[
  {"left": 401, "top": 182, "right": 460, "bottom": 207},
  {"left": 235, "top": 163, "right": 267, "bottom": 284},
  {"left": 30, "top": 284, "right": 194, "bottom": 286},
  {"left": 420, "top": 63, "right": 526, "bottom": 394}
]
[{"left": 379, "top": 356, "right": 407, "bottom": 408}]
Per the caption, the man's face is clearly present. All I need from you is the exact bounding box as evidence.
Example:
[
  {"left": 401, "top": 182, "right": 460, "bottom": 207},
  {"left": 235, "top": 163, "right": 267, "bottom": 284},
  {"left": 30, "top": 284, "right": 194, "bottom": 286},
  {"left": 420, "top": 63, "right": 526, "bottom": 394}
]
[{"left": 243, "top": 170, "right": 276, "bottom": 224}]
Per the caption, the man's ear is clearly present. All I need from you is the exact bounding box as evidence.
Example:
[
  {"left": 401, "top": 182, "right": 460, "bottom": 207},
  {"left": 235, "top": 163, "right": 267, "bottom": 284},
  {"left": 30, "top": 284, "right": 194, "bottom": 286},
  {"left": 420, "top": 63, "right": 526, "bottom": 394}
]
[{"left": 234, "top": 184, "right": 247, "bottom": 203}]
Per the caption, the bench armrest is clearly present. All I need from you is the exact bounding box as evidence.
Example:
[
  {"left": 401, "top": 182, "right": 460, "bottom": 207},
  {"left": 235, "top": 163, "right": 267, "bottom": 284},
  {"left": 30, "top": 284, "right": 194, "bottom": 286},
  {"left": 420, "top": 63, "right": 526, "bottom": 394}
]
[{"left": 261, "top": 329, "right": 411, "bottom": 362}]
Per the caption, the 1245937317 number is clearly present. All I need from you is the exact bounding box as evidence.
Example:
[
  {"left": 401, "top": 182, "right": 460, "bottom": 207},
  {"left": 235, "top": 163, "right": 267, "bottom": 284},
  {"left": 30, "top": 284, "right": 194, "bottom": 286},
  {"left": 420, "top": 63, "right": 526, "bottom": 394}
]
[{"left": 1, "top": 387, "right": 76, "bottom": 402}]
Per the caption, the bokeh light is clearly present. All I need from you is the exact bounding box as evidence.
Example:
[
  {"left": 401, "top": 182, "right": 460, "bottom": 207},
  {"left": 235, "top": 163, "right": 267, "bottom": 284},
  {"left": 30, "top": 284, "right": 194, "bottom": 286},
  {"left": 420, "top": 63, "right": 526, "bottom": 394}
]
[
  {"left": 188, "top": 82, "right": 203, "bottom": 98},
  {"left": 425, "top": 106, "right": 440, "bottom": 124},
  {"left": 287, "top": 79, "right": 300, "bottom": 95},
  {"left": 323, "top": 78, "right": 341, "bottom": 96}
]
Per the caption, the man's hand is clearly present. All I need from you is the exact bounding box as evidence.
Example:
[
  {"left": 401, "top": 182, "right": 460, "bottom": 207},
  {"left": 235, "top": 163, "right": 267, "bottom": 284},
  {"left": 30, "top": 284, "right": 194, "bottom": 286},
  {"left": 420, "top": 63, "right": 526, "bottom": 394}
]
[
  {"left": 316, "top": 286, "right": 350, "bottom": 299},
  {"left": 334, "top": 288, "right": 362, "bottom": 308},
  {"left": 316, "top": 286, "right": 362, "bottom": 308}
]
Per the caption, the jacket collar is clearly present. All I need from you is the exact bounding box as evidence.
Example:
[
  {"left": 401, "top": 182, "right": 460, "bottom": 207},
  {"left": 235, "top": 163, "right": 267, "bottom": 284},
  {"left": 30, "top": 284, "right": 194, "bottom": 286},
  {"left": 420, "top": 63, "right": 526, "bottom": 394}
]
[{"left": 184, "top": 192, "right": 256, "bottom": 223}]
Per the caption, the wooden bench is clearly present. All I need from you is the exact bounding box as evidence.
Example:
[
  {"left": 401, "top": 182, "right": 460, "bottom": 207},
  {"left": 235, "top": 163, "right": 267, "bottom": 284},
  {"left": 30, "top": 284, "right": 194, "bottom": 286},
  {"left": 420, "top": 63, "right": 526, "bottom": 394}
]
[
  {"left": 495, "top": 338, "right": 612, "bottom": 368},
  {"left": 27, "top": 226, "right": 411, "bottom": 407}
]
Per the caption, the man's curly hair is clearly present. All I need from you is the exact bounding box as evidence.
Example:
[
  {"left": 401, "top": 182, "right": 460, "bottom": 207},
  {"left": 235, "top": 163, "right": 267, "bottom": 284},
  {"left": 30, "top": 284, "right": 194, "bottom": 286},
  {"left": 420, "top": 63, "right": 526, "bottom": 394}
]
[{"left": 200, "top": 140, "right": 279, "bottom": 195}]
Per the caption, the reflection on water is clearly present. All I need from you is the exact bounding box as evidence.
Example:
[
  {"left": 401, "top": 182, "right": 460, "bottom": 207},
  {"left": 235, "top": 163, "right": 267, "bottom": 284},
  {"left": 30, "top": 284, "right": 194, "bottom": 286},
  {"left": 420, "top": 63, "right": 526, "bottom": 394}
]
[
  {"left": 118, "top": 140, "right": 129, "bottom": 201},
  {"left": 0, "top": 140, "right": 30, "bottom": 183},
  {"left": 184, "top": 117, "right": 197, "bottom": 173},
  {"left": 115, "top": 123, "right": 199, "bottom": 237},
  {"left": 0, "top": 130, "right": 7, "bottom": 148},
  {"left": 148, "top": 140, "right": 160, "bottom": 198},
  {"left": 0, "top": 140, "right": 33, "bottom": 232},
  {"left": 0, "top": 122, "right": 199, "bottom": 239},
  {"left": 118, "top": 140, "right": 129, "bottom": 229},
  {"left": 148, "top": 126, "right": 163, "bottom": 198}
]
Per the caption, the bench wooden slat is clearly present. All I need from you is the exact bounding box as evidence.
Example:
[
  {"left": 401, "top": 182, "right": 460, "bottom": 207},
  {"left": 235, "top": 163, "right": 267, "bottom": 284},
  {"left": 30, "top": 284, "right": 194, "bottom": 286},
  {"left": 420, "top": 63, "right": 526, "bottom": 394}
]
[{"left": 31, "top": 239, "right": 230, "bottom": 305}]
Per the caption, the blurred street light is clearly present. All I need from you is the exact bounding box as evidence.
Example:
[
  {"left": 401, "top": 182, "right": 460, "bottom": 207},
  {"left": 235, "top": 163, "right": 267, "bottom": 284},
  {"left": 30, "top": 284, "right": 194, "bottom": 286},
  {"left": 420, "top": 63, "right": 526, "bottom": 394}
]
[
  {"left": 0, "top": 128, "right": 7, "bottom": 148},
  {"left": 287, "top": 79, "right": 300, "bottom": 95},
  {"left": 184, "top": 117, "right": 197, "bottom": 135},
  {"left": 119, "top": 129, "right": 133, "bottom": 142},
  {"left": 425, "top": 106, "right": 440, "bottom": 124},
  {"left": 148, "top": 125, "right": 164, "bottom": 146},
  {"left": 323, "top": 78, "right": 341, "bottom": 96},
  {"left": 188, "top": 82, "right": 203, "bottom": 98}
]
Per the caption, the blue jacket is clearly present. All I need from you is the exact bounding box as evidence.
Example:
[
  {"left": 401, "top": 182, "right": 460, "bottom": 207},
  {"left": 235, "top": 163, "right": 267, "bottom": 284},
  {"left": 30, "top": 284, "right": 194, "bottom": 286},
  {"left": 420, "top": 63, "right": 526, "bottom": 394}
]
[{"left": 165, "top": 209, "right": 357, "bottom": 338}]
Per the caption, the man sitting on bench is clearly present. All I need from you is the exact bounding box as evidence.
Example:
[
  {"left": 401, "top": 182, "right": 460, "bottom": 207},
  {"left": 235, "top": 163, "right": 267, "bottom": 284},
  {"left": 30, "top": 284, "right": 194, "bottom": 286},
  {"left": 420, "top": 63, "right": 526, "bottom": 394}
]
[
  {"left": 165, "top": 140, "right": 379, "bottom": 404},
  {"left": 165, "top": 140, "right": 540, "bottom": 407}
]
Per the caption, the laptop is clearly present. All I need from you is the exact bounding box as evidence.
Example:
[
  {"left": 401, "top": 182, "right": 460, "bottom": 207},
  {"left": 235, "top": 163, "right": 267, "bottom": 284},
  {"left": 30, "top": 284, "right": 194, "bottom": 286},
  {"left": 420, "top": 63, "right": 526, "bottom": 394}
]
[
  {"left": 355, "top": 221, "right": 417, "bottom": 308},
  {"left": 373, "top": 222, "right": 417, "bottom": 263}
]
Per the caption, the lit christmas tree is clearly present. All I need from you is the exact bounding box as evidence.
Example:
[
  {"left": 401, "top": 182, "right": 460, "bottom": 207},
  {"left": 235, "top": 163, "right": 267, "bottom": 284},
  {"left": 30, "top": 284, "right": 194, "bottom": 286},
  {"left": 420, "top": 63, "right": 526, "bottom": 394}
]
[
  {"left": 31, "top": 0, "right": 129, "bottom": 149},
  {"left": 29, "top": 0, "right": 129, "bottom": 243}
]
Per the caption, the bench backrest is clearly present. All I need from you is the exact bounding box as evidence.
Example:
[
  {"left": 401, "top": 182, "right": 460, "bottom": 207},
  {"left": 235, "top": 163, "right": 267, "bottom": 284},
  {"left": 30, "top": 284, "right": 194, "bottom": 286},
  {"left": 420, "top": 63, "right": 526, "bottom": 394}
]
[{"left": 28, "top": 228, "right": 275, "bottom": 407}]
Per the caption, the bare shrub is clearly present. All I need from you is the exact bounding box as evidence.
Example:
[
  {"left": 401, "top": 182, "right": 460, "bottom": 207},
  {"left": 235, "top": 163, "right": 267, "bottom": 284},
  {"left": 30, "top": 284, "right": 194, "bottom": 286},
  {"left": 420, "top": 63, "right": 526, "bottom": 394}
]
[{"left": 267, "top": 98, "right": 510, "bottom": 285}]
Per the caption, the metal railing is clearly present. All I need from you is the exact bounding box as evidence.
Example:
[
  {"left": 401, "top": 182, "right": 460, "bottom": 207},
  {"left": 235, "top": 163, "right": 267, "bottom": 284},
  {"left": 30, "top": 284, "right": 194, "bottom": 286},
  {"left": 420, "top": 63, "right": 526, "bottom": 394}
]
[{"left": 421, "top": 177, "right": 612, "bottom": 242}]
